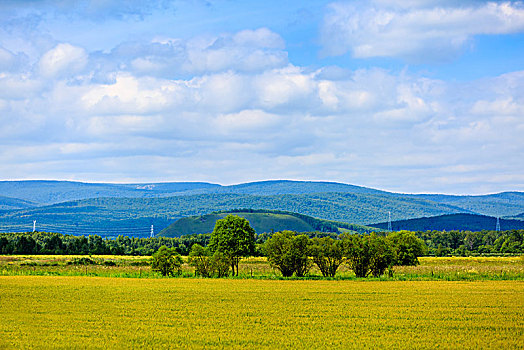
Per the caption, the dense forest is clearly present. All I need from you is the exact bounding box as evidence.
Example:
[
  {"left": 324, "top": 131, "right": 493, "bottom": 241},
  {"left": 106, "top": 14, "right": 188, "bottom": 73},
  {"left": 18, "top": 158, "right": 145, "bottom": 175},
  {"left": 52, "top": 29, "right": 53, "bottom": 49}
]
[
  {"left": 373, "top": 213, "right": 524, "bottom": 232},
  {"left": 1, "top": 229, "right": 522, "bottom": 257}
]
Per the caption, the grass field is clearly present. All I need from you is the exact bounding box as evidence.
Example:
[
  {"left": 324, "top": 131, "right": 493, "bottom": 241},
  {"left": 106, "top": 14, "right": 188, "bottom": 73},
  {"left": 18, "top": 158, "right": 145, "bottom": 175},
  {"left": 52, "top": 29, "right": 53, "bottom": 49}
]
[
  {"left": 1, "top": 255, "right": 523, "bottom": 280},
  {"left": 0, "top": 277, "right": 523, "bottom": 349}
]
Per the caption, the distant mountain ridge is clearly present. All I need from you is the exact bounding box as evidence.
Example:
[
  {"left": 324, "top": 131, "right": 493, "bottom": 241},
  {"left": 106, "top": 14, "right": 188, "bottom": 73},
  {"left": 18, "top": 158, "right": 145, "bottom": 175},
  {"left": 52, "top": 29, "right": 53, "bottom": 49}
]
[
  {"left": 1, "top": 179, "right": 523, "bottom": 236},
  {"left": 372, "top": 213, "right": 524, "bottom": 232},
  {"left": 0, "top": 196, "right": 38, "bottom": 210}
]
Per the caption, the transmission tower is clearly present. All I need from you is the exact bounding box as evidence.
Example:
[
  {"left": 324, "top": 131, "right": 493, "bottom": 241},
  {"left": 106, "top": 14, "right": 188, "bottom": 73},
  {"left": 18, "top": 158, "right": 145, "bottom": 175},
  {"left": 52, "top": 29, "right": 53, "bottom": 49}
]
[
  {"left": 387, "top": 211, "right": 392, "bottom": 231},
  {"left": 496, "top": 217, "right": 501, "bottom": 232},
  {"left": 150, "top": 224, "right": 154, "bottom": 238},
  {"left": 33, "top": 220, "right": 36, "bottom": 232}
]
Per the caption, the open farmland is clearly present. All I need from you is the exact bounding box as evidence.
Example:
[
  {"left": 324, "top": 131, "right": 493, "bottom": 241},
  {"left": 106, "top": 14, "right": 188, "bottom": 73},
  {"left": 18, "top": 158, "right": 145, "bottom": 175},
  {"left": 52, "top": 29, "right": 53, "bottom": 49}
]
[
  {"left": 0, "top": 277, "right": 523, "bottom": 349},
  {"left": 1, "top": 255, "right": 523, "bottom": 281}
]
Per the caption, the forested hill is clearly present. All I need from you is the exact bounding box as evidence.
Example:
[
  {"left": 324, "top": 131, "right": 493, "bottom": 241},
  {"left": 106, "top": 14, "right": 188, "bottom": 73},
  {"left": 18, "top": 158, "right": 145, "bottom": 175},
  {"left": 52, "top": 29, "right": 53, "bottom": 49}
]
[
  {"left": 372, "top": 213, "right": 524, "bottom": 232},
  {"left": 0, "top": 192, "right": 469, "bottom": 235},
  {"left": 0, "top": 196, "right": 37, "bottom": 210},
  {"left": 1, "top": 180, "right": 524, "bottom": 237},
  {"left": 159, "top": 209, "right": 380, "bottom": 237},
  {"left": 412, "top": 192, "right": 524, "bottom": 218},
  {"left": 0, "top": 180, "right": 220, "bottom": 205},
  {"left": 195, "top": 180, "right": 389, "bottom": 196},
  {"left": 1, "top": 180, "right": 523, "bottom": 219},
  {"left": 0, "top": 180, "right": 387, "bottom": 205}
]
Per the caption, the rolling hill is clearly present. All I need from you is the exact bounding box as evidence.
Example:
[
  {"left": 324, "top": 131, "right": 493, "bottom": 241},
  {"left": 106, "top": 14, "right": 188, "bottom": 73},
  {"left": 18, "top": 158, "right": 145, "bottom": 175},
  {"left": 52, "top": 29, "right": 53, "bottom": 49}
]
[
  {"left": 0, "top": 196, "right": 37, "bottom": 210},
  {"left": 412, "top": 192, "right": 524, "bottom": 217},
  {"left": 0, "top": 192, "right": 470, "bottom": 236},
  {"left": 372, "top": 213, "right": 524, "bottom": 232},
  {"left": 0, "top": 180, "right": 220, "bottom": 205},
  {"left": 158, "top": 209, "right": 382, "bottom": 237},
  {"left": 1, "top": 180, "right": 523, "bottom": 236}
]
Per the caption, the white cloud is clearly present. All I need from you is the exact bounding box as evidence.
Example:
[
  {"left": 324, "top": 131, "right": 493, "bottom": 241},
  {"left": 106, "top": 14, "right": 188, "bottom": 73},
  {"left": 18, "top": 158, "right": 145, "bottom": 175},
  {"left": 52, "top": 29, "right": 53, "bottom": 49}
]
[
  {"left": 0, "top": 46, "right": 17, "bottom": 71},
  {"left": 1, "top": 16, "right": 523, "bottom": 194},
  {"left": 39, "top": 43, "right": 88, "bottom": 78},
  {"left": 322, "top": 1, "right": 524, "bottom": 61}
]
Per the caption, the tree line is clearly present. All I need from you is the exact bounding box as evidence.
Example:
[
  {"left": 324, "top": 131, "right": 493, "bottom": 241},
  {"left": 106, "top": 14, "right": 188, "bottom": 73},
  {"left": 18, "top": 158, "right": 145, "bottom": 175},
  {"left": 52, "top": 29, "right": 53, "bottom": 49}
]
[
  {"left": 154, "top": 215, "right": 426, "bottom": 278},
  {"left": 417, "top": 229, "right": 524, "bottom": 256}
]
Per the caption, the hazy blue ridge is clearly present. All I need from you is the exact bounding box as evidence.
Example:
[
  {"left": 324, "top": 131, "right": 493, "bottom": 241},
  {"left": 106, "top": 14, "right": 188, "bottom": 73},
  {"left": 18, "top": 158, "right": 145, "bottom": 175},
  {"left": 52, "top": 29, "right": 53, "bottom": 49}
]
[
  {"left": 372, "top": 213, "right": 524, "bottom": 232},
  {"left": 0, "top": 180, "right": 220, "bottom": 205},
  {"left": 0, "top": 196, "right": 38, "bottom": 210},
  {"left": 411, "top": 192, "right": 524, "bottom": 217},
  {"left": 0, "top": 192, "right": 468, "bottom": 236}
]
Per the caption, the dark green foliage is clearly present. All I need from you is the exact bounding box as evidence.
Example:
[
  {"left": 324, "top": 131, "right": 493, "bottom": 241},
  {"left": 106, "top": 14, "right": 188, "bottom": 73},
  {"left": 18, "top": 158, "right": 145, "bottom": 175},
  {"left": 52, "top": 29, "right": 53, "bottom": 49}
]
[
  {"left": 210, "top": 251, "right": 230, "bottom": 278},
  {"left": 264, "top": 231, "right": 312, "bottom": 277},
  {"left": 417, "top": 229, "right": 524, "bottom": 256},
  {"left": 387, "top": 231, "right": 427, "bottom": 266},
  {"left": 310, "top": 237, "right": 345, "bottom": 277},
  {"left": 368, "top": 234, "right": 395, "bottom": 277},
  {"left": 209, "top": 215, "right": 256, "bottom": 276},
  {"left": 343, "top": 234, "right": 396, "bottom": 278},
  {"left": 151, "top": 246, "right": 183, "bottom": 276},
  {"left": 343, "top": 234, "right": 373, "bottom": 277},
  {"left": 188, "top": 244, "right": 214, "bottom": 277}
]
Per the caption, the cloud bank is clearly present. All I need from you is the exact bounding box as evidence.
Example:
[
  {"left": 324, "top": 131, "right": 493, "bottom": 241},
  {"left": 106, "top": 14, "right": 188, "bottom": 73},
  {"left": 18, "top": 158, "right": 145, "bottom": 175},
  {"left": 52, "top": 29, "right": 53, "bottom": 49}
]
[
  {"left": 0, "top": 1, "right": 523, "bottom": 194},
  {"left": 322, "top": 1, "right": 524, "bottom": 62}
]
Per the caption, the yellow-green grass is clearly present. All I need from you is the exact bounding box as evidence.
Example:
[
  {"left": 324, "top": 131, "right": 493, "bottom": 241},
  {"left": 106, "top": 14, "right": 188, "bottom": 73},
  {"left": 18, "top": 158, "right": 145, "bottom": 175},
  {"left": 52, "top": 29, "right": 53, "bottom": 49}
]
[
  {"left": 0, "top": 277, "right": 523, "bottom": 349},
  {"left": 2, "top": 255, "right": 523, "bottom": 280}
]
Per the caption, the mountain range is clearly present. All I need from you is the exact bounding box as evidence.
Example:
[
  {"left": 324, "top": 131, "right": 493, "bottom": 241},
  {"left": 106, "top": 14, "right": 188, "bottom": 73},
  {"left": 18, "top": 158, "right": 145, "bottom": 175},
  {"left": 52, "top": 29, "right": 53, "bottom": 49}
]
[{"left": 0, "top": 180, "right": 523, "bottom": 236}]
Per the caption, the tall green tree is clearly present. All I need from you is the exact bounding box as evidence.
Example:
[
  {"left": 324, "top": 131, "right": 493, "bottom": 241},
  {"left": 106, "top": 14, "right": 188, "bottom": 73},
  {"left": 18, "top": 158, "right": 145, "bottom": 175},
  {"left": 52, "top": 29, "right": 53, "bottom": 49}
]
[
  {"left": 264, "top": 231, "right": 312, "bottom": 277},
  {"left": 151, "top": 245, "right": 183, "bottom": 276},
  {"left": 368, "top": 234, "right": 394, "bottom": 277},
  {"left": 209, "top": 215, "right": 256, "bottom": 276},
  {"left": 310, "top": 237, "right": 345, "bottom": 277},
  {"left": 343, "top": 234, "right": 372, "bottom": 278},
  {"left": 387, "top": 231, "right": 427, "bottom": 266},
  {"left": 188, "top": 244, "right": 214, "bottom": 277}
]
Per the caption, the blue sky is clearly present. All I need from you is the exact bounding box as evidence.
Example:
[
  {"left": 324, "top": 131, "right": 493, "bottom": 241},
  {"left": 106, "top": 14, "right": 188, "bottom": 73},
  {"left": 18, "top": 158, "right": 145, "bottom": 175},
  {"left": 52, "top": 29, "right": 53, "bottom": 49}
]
[{"left": 1, "top": 0, "right": 523, "bottom": 194}]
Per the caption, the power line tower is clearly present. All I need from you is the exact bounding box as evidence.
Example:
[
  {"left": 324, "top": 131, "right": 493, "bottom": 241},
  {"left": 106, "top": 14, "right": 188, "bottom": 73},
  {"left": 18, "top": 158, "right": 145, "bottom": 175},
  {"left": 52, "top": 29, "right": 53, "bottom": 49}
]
[
  {"left": 150, "top": 224, "right": 154, "bottom": 238},
  {"left": 387, "top": 211, "right": 392, "bottom": 231},
  {"left": 33, "top": 220, "right": 36, "bottom": 232},
  {"left": 496, "top": 217, "right": 501, "bottom": 232}
]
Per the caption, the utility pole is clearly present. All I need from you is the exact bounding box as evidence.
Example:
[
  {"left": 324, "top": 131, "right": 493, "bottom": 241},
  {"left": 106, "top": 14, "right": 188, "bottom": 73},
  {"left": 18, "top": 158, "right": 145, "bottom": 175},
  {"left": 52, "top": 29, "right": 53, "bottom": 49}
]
[{"left": 387, "top": 212, "right": 392, "bottom": 231}]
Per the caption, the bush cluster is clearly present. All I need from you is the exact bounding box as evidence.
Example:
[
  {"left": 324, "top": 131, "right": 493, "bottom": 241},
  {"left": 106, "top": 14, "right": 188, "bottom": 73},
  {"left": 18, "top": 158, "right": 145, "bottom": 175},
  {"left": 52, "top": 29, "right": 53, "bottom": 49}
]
[{"left": 263, "top": 230, "right": 425, "bottom": 278}]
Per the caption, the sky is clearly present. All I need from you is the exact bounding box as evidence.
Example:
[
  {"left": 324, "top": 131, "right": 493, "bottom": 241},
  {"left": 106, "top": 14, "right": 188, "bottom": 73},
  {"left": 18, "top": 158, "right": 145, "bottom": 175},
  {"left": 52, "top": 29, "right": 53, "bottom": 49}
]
[{"left": 0, "top": 0, "right": 523, "bottom": 194}]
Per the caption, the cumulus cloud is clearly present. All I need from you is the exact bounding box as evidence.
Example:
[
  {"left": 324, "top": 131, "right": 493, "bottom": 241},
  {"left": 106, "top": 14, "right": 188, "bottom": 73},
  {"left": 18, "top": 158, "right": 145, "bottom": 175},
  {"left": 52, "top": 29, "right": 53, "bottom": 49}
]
[
  {"left": 0, "top": 5, "right": 523, "bottom": 194},
  {"left": 39, "top": 43, "right": 88, "bottom": 78},
  {"left": 321, "top": 1, "right": 524, "bottom": 62},
  {"left": 3, "top": 45, "right": 523, "bottom": 193}
]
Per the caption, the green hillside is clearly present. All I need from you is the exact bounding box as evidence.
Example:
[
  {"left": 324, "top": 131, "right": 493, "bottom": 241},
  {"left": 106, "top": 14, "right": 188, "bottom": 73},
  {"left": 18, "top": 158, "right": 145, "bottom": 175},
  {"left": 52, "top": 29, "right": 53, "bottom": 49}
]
[
  {"left": 159, "top": 209, "right": 382, "bottom": 237},
  {"left": 413, "top": 192, "right": 524, "bottom": 217},
  {"left": 1, "top": 180, "right": 523, "bottom": 238},
  {"left": 160, "top": 211, "right": 315, "bottom": 237},
  {"left": 0, "top": 192, "right": 467, "bottom": 236},
  {"left": 373, "top": 213, "right": 524, "bottom": 232}
]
